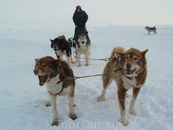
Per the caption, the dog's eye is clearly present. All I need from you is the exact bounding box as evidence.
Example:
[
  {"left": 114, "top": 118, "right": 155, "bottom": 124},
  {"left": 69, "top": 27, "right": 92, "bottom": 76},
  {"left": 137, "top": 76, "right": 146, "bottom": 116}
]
[
  {"left": 125, "top": 56, "right": 128, "bottom": 59},
  {"left": 134, "top": 57, "right": 138, "bottom": 60},
  {"left": 43, "top": 65, "right": 48, "bottom": 67}
]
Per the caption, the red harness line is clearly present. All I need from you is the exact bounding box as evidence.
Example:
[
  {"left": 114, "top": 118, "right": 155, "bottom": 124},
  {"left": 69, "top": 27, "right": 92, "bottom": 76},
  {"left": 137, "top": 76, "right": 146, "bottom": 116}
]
[
  {"left": 67, "top": 56, "right": 109, "bottom": 64},
  {"left": 67, "top": 57, "right": 77, "bottom": 64}
]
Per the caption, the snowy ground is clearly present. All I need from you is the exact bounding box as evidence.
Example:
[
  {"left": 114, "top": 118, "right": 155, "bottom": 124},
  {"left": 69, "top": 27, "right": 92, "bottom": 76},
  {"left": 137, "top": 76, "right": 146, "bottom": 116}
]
[{"left": 0, "top": 26, "right": 173, "bottom": 130}]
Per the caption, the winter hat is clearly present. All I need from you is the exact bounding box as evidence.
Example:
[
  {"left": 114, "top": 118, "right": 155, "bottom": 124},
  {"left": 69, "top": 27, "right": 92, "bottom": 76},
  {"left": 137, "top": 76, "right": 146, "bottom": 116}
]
[{"left": 76, "top": 5, "right": 81, "bottom": 9}]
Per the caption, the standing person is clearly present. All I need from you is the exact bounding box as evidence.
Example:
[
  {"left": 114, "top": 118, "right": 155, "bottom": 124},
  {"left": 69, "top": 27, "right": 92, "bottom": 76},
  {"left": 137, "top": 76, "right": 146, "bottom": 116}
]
[{"left": 73, "top": 5, "right": 88, "bottom": 39}]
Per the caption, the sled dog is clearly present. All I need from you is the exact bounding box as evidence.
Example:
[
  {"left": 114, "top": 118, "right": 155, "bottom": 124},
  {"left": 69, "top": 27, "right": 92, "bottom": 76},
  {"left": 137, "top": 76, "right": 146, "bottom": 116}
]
[
  {"left": 34, "top": 56, "right": 77, "bottom": 126},
  {"left": 145, "top": 26, "right": 157, "bottom": 35},
  {"left": 75, "top": 32, "right": 91, "bottom": 66},
  {"left": 97, "top": 46, "right": 148, "bottom": 126},
  {"left": 50, "top": 36, "right": 73, "bottom": 63}
]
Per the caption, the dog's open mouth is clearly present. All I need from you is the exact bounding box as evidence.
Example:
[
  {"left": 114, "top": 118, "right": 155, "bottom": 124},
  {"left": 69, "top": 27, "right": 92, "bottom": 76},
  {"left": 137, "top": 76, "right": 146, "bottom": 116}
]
[
  {"left": 125, "top": 68, "right": 136, "bottom": 77},
  {"left": 38, "top": 75, "right": 48, "bottom": 86}
]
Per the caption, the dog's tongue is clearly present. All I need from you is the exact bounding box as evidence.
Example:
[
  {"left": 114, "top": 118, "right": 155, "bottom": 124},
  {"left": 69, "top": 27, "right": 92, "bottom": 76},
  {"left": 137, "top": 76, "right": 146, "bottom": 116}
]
[{"left": 38, "top": 75, "right": 48, "bottom": 86}]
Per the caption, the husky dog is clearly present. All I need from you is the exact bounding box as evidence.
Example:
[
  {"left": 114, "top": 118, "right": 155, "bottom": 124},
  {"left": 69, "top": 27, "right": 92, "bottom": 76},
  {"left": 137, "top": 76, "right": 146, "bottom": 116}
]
[
  {"left": 145, "top": 26, "right": 157, "bottom": 35},
  {"left": 97, "top": 46, "right": 148, "bottom": 126},
  {"left": 34, "top": 56, "right": 77, "bottom": 126},
  {"left": 75, "top": 32, "right": 91, "bottom": 67},
  {"left": 50, "top": 36, "right": 73, "bottom": 63}
]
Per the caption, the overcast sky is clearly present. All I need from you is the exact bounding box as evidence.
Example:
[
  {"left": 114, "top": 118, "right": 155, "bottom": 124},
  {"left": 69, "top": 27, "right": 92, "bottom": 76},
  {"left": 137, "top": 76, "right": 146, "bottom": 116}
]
[{"left": 0, "top": 0, "right": 173, "bottom": 30}]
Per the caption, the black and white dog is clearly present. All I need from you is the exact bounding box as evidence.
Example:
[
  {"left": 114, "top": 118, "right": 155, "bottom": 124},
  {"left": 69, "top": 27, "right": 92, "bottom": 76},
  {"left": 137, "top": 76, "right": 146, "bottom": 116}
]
[
  {"left": 145, "top": 26, "right": 157, "bottom": 35},
  {"left": 50, "top": 35, "right": 73, "bottom": 63},
  {"left": 75, "top": 32, "right": 91, "bottom": 67}
]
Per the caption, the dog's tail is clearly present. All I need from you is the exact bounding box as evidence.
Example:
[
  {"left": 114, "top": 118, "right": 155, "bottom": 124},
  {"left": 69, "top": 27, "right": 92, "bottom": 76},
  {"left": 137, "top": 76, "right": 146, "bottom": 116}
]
[
  {"left": 58, "top": 35, "right": 66, "bottom": 40},
  {"left": 58, "top": 35, "right": 68, "bottom": 43},
  {"left": 109, "top": 46, "right": 125, "bottom": 63},
  {"left": 111, "top": 46, "right": 125, "bottom": 57}
]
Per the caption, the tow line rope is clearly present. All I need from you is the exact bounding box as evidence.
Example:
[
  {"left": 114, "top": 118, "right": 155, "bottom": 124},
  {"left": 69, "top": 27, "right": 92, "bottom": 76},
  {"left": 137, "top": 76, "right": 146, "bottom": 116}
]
[
  {"left": 56, "top": 68, "right": 122, "bottom": 84},
  {"left": 74, "top": 56, "right": 109, "bottom": 61},
  {"left": 56, "top": 67, "right": 122, "bottom": 95},
  {"left": 67, "top": 56, "right": 109, "bottom": 64}
]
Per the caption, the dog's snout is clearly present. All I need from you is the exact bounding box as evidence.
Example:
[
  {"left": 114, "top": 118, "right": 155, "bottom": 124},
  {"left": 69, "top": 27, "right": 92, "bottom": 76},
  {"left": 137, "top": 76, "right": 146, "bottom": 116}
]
[
  {"left": 126, "top": 63, "right": 131, "bottom": 70},
  {"left": 33, "top": 69, "right": 38, "bottom": 75},
  {"left": 82, "top": 41, "right": 85, "bottom": 44}
]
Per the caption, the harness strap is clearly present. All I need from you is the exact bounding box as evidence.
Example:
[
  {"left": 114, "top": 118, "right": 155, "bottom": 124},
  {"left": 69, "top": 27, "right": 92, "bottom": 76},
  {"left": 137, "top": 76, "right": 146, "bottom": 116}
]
[{"left": 56, "top": 78, "right": 65, "bottom": 95}]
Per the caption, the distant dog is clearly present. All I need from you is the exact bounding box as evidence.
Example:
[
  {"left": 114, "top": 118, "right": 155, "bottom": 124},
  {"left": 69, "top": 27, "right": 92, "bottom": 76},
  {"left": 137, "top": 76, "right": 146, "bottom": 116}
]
[
  {"left": 97, "top": 46, "right": 148, "bottom": 126},
  {"left": 50, "top": 36, "right": 73, "bottom": 63},
  {"left": 75, "top": 32, "right": 91, "bottom": 67},
  {"left": 34, "top": 56, "right": 77, "bottom": 126},
  {"left": 145, "top": 26, "right": 157, "bottom": 35}
]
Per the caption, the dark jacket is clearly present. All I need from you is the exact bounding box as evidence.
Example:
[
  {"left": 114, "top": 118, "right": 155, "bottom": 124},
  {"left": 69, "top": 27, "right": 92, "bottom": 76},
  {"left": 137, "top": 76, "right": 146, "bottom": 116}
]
[{"left": 73, "top": 10, "right": 88, "bottom": 26}]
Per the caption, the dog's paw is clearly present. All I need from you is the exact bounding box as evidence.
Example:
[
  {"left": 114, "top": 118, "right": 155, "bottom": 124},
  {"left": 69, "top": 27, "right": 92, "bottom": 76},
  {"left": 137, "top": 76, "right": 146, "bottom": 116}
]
[
  {"left": 97, "top": 96, "right": 105, "bottom": 102},
  {"left": 46, "top": 102, "right": 51, "bottom": 107},
  {"left": 126, "top": 93, "right": 130, "bottom": 98},
  {"left": 78, "top": 65, "right": 81, "bottom": 67},
  {"left": 129, "top": 108, "right": 137, "bottom": 116},
  {"left": 74, "top": 104, "right": 76, "bottom": 107},
  {"left": 85, "top": 63, "right": 89, "bottom": 66},
  {"left": 70, "top": 114, "right": 78, "bottom": 120},
  {"left": 119, "top": 116, "right": 129, "bottom": 126},
  {"left": 52, "top": 120, "right": 59, "bottom": 126}
]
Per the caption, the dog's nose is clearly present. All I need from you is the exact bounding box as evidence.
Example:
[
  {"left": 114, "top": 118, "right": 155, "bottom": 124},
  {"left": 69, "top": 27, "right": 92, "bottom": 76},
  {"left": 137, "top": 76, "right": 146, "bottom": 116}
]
[
  {"left": 82, "top": 41, "right": 85, "bottom": 44},
  {"left": 126, "top": 63, "right": 131, "bottom": 69},
  {"left": 33, "top": 69, "right": 38, "bottom": 75}
]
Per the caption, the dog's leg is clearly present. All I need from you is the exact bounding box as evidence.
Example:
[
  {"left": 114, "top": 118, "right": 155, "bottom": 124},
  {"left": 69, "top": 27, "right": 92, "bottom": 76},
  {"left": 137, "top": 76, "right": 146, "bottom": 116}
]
[
  {"left": 68, "top": 92, "right": 77, "bottom": 120},
  {"left": 55, "top": 52, "right": 60, "bottom": 59},
  {"left": 47, "top": 91, "right": 59, "bottom": 126},
  {"left": 70, "top": 55, "right": 73, "bottom": 63},
  {"left": 85, "top": 53, "right": 89, "bottom": 66},
  {"left": 77, "top": 52, "right": 81, "bottom": 67},
  {"left": 129, "top": 87, "right": 141, "bottom": 116},
  {"left": 85, "top": 49, "right": 90, "bottom": 66},
  {"left": 97, "top": 76, "right": 113, "bottom": 102},
  {"left": 60, "top": 54, "right": 63, "bottom": 61},
  {"left": 65, "top": 55, "right": 70, "bottom": 63},
  {"left": 118, "top": 88, "right": 129, "bottom": 126}
]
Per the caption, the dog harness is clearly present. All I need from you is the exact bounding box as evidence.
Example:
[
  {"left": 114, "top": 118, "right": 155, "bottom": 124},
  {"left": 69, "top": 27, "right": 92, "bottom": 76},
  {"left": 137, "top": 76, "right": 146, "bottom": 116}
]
[{"left": 56, "top": 78, "right": 65, "bottom": 95}]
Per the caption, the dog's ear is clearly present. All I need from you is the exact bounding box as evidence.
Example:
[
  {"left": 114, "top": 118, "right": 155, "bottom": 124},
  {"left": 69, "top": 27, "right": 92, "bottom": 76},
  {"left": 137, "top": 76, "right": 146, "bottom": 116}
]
[
  {"left": 50, "top": 39, "right": 53, "bottom": 43},
  {"left": 35, "top": 58, "right": 40, "bottom": 62},
  {"left": 86, "top": 31, "right": 88, "bottom": 34},
  {"left": 142, "top": 49, "right": 148, "bottom": 56}
]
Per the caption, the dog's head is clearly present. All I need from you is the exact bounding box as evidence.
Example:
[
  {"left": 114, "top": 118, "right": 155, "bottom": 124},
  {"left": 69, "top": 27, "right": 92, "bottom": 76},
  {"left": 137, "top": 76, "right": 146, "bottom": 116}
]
[
  {"left": 50, "top": 36, "right": 67, "bottom": 51},
  {"left": 117, "top": 48, "right": 148, "bottom": 78},
  {"left": 33, "top": 56, "right": 61, "bottom": 86},
  {"left": 76, "top": 32, "right": 89, "bottom": 46},
  {"left": 50, "top": 38, "right": 62, "bottom": 51},
  {"left": 145, "top": 26, "right": 149, "bottom": 29}
]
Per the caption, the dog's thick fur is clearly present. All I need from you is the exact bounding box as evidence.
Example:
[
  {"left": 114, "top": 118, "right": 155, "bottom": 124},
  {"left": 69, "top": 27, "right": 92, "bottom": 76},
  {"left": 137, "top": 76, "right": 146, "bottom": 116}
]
[
  {"left": 145, "top": 26, "right": 157, "bottom": 35},
  {"left": 50, "top": 36, "right": 73, "bottom": 63},
  {"left": 34, "top": 56, "right": 77, "bottom": 126},
  {"left": 75, "top": 32, "right": 91, "bottom": 66},
  {"left": 97, "top": 46, "right": 148, "bottom": 126}
]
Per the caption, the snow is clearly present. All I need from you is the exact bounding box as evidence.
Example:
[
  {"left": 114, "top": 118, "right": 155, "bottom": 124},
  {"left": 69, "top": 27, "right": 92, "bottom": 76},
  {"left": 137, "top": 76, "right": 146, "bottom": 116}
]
[{"left": 0, "top": 26, "right": 173, "bottom": 130}]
